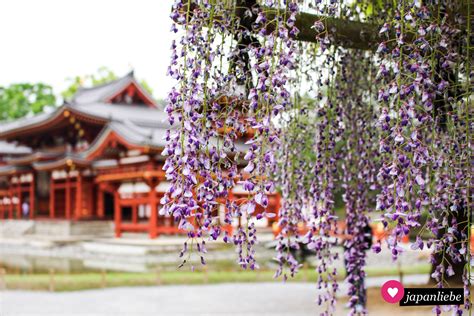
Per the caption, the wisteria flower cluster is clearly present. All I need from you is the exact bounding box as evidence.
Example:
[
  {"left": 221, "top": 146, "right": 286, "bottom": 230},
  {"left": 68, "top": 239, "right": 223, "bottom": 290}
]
[
  {"left": 164, "top": 0, "right": 472, "bottom": 315},
  {"left": 376, "top": 1, "right": 471, "bottom": 314},
  {"left": 163, "top": 0, "right": 299, "bottom": 269}
]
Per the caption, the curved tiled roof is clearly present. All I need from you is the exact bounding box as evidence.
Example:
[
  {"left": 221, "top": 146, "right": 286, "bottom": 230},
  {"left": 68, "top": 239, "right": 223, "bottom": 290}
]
[
  {"left": 5, "top": 151, "right": 60, "bottom": 165},
  {"left": 0, "top": 165, "right": 31, "bottom": 176},
  {"left": 0, "top": 107, "right": 64, "bottom": 136},
  {"left": 0, "top": 141, "right": 32, "bottom": 155},
  {"left": 0, "top": 71, "right": 166, "bottom": 138},
  {"left": 32, "top": 154, "right": 91, "bottom": 171},
  {"left": 0, "top": 72, "right": 248, "bottom": 168},
  {"left": 0, "top": 102, "right": 170, "bottom": 139},
  {"left": 71, "top": 102, "right": 169, "bottom": 128},
  {"left": 82, "top": 121, "right": 168, "bottom": 160},
  {"left": 71, "top": 71, "right": 156, "bottom": 107}
]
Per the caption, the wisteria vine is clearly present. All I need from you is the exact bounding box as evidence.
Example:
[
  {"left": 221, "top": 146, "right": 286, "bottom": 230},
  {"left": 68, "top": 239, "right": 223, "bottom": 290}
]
[{"left": 163, "top": 0, "right": 472, "bottom": 315}]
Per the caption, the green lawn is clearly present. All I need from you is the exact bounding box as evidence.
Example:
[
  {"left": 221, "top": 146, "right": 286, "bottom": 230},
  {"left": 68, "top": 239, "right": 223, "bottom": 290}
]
[{"left": 2, "top": 263, "right": 431, "bottom": 292}]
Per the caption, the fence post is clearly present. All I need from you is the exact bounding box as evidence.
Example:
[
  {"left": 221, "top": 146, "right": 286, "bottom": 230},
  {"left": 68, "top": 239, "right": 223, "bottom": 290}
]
[
  {"left": 49, "top": 268, "right": 55, "bottom": 292},
  {"left": 156, "top": 266, "right": 162, "bottom": 285},
  {"left": 398, "top": 261, "right": 404, "bottom": 284},
  {"left": 101, "top": 269, "right": 107, "bottom": 288},
  {"left": 0, "top": 268, "right": 5, "bottom": 290}
]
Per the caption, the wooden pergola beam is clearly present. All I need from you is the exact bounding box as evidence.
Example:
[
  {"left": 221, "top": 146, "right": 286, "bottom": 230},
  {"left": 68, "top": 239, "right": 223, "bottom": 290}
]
[
  {"left": 266, "top": 9, "right": 379, "bottom": 50},
  {"left": 262, "top": 4, "right": 471, "bottom": 50},
  {"left": 178, "top": 1, "right": 379, "bottom": 50}
]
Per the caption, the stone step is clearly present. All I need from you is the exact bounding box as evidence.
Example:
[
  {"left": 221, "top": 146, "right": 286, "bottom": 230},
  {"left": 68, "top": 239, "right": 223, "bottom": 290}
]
[
  {"left": 33, "top": 220, "right": 113, "bottom": 237},
  {"left": 0, "top": 220, "right": 113, "bottom": 237},
  {"left": 0, "top": 220, "right": 35, "bottom": 237}
]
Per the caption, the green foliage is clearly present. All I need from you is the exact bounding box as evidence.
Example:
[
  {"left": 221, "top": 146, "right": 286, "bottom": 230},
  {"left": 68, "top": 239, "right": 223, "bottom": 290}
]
[
  {"left": 61, "top": 67, "right": 118, "bottom": 101},
  {"left": 348, "top": 0, "right": 386, "bottom": 20},
  {"left": 62, "top": 67, "right": 154, "bottom": 101},
  {"left": 138, "top": 80, "right": 154, "bottom": 97},
  {"left": 0, "top": 83, "right": 56, "bottom": 120}
]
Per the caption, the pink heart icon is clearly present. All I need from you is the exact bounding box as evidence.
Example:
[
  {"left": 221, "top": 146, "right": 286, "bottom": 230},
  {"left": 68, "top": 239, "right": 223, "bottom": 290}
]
[{"left": 381, "top": 280, "right": 404, "bottom": 303}]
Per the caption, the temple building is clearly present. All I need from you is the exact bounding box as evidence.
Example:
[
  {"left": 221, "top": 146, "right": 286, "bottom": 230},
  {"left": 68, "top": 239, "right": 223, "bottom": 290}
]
[{"left": 0, "top": 72, "right": 280, "bottom": 238}]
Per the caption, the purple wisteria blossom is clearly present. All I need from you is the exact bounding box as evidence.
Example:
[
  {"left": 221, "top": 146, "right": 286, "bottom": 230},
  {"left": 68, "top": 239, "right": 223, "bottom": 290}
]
[{"left": 165, "top": 0, "right": 472, "bottom": 315}]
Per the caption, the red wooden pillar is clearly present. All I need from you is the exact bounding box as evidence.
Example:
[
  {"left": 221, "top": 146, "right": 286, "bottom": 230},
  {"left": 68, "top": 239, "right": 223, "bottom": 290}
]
[
  {"left": 132, "top": 203, "right": 138, "bottom": 224},
  {"left": 271, "top": 194, "right": 281, "bottom": 226},
  {"left": 114, "top": 188, "right": 121, "bottom": 237},
  {"left": 49, "top": 177, "right": 55, "bottom": 219},
  {"left": 65, "top": 173, "right": 71, "bottom": 219},
  {"left": 275, "top": 194, "right": 281, "bottom": 215},
  {"left": 29, "top": 173, "right": 35, "bottom": 220},
  {"left": 97, "top": 184, "right": 104, "bottom": 218},
  {"left": 16, "top": 180, "right": 21, "bottom": 219},
  {"left": 86, "top": 181, "right": 93, "bottom": 218},
  {"left": 148, "top": 179, "right": 158, "bottom": 238},
  {"left": 2, "top": 198, "right": 5, "bottom": 219},
  {"left": 8, "top": 185, "right": 13, "bottom": 219},
  {"left": 75, "top": 172, "right": 82, "bottom": 220}
]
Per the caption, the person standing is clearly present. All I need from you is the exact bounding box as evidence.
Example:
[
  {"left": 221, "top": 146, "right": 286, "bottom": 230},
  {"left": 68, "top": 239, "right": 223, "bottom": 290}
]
[{"left": 22, "top": 199, "right": 29, "bottom": 219}]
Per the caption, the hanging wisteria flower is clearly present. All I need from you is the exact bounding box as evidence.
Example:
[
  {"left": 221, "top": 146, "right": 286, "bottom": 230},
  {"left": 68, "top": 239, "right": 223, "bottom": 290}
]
[{"left": 164, "top": 0, "right": 472, "bottom": 315}]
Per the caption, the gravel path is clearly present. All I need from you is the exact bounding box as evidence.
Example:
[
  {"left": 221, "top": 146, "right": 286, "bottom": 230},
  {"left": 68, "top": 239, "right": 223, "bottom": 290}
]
[{"left": 1, "top": 275, "right": 431, "bottom": 316}]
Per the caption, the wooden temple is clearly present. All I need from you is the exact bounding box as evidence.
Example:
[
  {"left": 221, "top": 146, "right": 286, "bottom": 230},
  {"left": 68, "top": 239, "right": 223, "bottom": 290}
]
[{"left": 0, "top": 72, "right": 280, "bottom": 238}]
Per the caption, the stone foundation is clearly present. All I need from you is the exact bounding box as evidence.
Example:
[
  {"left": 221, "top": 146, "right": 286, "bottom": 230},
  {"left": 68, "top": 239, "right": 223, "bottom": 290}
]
[{"left": 0, "top": 219, "right": 113, "bottom": 237}]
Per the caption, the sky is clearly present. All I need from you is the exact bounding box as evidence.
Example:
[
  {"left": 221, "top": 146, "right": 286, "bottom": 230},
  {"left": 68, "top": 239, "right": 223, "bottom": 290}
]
[{"left": 0, "top": 0, "right": 175, "bottom": 100}]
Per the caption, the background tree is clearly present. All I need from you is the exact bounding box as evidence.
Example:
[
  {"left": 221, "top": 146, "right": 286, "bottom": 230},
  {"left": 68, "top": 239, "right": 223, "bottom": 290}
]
[{"left": 0, "top": 83, "right": 56, "bottom": 120}]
